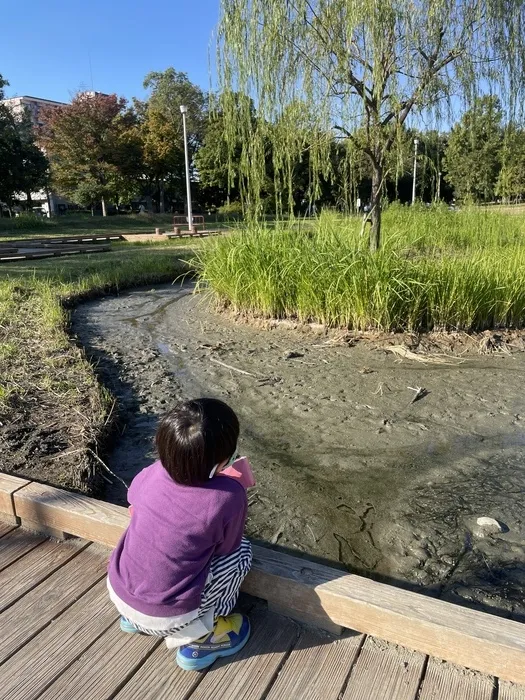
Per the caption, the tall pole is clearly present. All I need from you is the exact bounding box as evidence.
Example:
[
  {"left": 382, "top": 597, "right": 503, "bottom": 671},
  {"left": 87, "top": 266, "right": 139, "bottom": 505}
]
[
  {"left": 437, "top": 171, "right": 442, "bottom": 202},
  {"left": 412, "top": 138, "right": 419, "bottom": 205},
  {"left": 180, "top": 105, "right": 194, "bottom": 232}
]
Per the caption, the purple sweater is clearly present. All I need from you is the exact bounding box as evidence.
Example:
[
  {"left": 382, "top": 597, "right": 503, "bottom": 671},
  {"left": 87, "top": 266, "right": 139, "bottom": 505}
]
[{"left": 108, "top": 461, "right": 248, "bottom": 617}]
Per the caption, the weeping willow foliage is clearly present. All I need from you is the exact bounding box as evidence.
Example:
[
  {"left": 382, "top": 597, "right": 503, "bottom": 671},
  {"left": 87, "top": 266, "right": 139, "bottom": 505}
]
[{"left": 217, "top": 0, "right": 525, "bottom": 249}]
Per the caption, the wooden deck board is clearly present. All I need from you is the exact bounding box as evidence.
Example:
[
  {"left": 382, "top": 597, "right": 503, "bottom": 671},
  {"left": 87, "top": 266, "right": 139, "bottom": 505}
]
[
  {"left": 0, "top": 580, "right": 117, "bottom": 700},
  {"left": 0, "top": 474, "right": 30, "bottom": 522},
  {"left": 113, "top": 642, "right": 205, "bottom": 700},
  {"left": 0, "top": 528, "right": 524, "bottom": 699},
  {"left": 418, "top": 658, "right": 496, "bottom": 700},
  {"left": 0, "top": 544, "right": 106, "bottom": 663},
  {"left": 0, "top": 522, "right": 16, "bottom": 538},
  {"left": 0, "top": 537, "right": 89, "bottom": 612},
  {"left": 8, "top": 484, "right": 525, "bottom": 682},
  {"left": 245, "top": 545, "right": 525, "bottom": 684},
  {"left": 187, "top": 611, "right": 298, "bottom": 700},
  {"left": 13, "top": 481, "right": 129, "bottom": 547},
  {"left": 265, "top": 629, "right": 363, "bottom": 700},
  {"left": 37, "top": 621, "right": 160, "bottom": 700},
  {"left": 0, "top": 527, "right": 45, "bottom": 571},
  {"left": 342, "top": 636, "right": 426, "bottom": 700},
  {"left": 499, "top": 682, "right": 525, "bottom": 699}
]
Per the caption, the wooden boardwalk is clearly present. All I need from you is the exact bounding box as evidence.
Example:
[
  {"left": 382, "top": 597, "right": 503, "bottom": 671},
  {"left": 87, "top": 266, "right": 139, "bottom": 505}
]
[{"left": 0, "top": 524, "right": 524, "bottom": 700}]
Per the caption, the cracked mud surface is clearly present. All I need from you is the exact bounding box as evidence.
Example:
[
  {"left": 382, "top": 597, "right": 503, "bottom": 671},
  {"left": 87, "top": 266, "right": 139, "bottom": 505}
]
[{"left": 73, "top": 284, "right": 525, "bottom": 620}]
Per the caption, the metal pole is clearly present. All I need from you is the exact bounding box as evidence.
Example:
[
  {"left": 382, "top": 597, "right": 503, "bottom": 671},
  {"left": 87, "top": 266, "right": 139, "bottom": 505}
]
[
  {"left": 412, "top": 138, "right": 419, "bottom": 205},
  {"left": 180, "top": 105, "right": 193, "bottom": 232},
  {"left": 437, "top": 171, "right": 442, "bottom": 202}
]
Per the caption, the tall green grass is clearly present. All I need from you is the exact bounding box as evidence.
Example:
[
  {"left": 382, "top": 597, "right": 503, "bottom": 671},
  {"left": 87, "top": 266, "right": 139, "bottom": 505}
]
[{"left": 196, "top": 205, "right": 525, "bottom": 331}]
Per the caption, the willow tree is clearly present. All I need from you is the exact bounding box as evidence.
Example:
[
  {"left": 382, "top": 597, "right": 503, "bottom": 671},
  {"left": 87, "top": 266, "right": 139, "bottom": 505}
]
[{"left": 218, "top": 0, "right": 525, "bottom": 250}]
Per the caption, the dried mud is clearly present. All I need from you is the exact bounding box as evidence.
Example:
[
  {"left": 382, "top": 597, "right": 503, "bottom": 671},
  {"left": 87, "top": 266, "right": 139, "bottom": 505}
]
[{"left": 73, "top": 284, "right": 525, "bottom": 620}]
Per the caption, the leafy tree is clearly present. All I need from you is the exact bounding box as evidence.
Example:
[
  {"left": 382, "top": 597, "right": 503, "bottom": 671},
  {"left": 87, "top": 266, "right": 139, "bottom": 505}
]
[
  {"left": 0, "top": 74, "right": 49, "bottom": 212},
  {"left": 139, "top": 69, "right": 206, "bottom": 212},
  {"left": 443, "top": 96, "right": 503, "bottom": 202},
  {"left": 39, "top": 93, "right": 141, "bottom": 215},
  {"left": 495, "top": 126, "right": 525, "bottom": 203},
  {"left": 218, "top": 0, "right": 525, "bottom": 249},
  {"left": 196, "top": 109, "right": 238, "bottom": 197},
  {"left": 15, "top": 112, "right": 49, "bottom": 207}
]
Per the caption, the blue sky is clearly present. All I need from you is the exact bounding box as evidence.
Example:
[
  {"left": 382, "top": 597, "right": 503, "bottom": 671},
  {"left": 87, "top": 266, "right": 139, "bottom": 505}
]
[{"left": 1, "top": 0, "right": 219, "bottom": 103}]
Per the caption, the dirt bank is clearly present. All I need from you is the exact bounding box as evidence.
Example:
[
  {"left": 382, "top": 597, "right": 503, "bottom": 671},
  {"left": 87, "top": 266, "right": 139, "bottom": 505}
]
[{"left": 73, "top": 284, "right": 525, "bottom": 620}]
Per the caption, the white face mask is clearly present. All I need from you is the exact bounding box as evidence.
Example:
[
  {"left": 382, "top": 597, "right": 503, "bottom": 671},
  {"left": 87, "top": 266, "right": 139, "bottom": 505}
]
[{"left": 209, "top": 450, "right": 238, "bottom": 479}]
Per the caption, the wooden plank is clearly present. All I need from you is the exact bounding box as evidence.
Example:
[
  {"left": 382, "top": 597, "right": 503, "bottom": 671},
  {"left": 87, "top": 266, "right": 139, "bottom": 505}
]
[
  {"left": 13, "top": 481, "right": 129, "bottom": 547},
  {"left": 269, "top": 600, "right": 343, "bottom": 635},
  {"left": 189, "top": 612, "right": 298, "bottom": 700},
  {"left": 0, "top": 473, "right": 29, "bottom": 523},
  {"left": 0, "top": 527, "right": 45, "bottom": 571},
  {"left": 0, "top": 580, "right": 118, "bottom": 700},
  {"left": 0, "top": 544, "right": 107, "bottom": 663},
  {"left": 266, "top": 629, "right": 363, "bottom": 700},
  {"left": 0, "top": 522, "right": 16, "bottom": 538},
  {"left": 499, "top": 682, "right": 525, "bottom": 699},
  {"left": 8, "top": 484, "right": 525, "bottom": 684},
  {"left": 418, "top": 658, "right": 495, "bottom": 700},
  {"left": 243, "top": 546, "right": 525, "bottom": 685},
  {"left": 37, "top": 621, "right": 159, "bottom": 700},
  {"left": 113, "top": 640, "right": 205, "bottom": 699},
  {"left": 343, "top": 636, "right": 426, "bottom": 700},
  {"left": 21, "top": 518, "right": 67, "bottom": 540},
  {"left": 0, "top": 538, "right": 89, "bottom": 613}
]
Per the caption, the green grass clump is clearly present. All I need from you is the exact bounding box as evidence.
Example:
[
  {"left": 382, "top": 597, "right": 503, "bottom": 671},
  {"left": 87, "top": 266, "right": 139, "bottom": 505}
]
[{"left": 196, "top": 206, "right": 525, "bottom": 332}]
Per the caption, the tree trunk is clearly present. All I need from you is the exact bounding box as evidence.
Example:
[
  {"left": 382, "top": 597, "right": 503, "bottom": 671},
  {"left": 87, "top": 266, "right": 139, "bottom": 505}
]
[
  {"left": 26, "top": 191, "right": 32, "bottom": 210},
  {"left": 101, "top": 197, "right": 107, "bottom": 217},
  {"left": 370, "top": 163, "right": 383, "bottom": 252}
]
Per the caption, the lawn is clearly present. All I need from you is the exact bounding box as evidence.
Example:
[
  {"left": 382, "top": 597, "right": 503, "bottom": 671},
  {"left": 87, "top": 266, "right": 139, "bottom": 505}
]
[
  {"left": 196, "top": 205, "right": 525, "bottom": 332},
  {"left": 0, "top": 213, "right": 231, "bottom": 241},
  {"left": 0, "top": 240, "right": 194, "bottom": 492}
]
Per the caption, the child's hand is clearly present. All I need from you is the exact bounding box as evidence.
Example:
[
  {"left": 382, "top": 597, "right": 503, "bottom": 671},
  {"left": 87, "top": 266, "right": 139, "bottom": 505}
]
[{"left": 128, "top": 505, "right": 134, "bottom": 517}]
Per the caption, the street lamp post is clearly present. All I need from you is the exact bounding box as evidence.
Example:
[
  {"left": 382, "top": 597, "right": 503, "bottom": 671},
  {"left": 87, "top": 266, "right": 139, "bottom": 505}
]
[
  {"left": 180, "top": 105, "right": 194, "bottom": 232},
  {"left": 412, "top": 138, "right": 419, "bottom": 205}
]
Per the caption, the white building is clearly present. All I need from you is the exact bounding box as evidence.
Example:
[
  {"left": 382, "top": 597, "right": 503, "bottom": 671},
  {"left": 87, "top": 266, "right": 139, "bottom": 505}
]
[{"left": 1, "top": 95, "right": 65, "bottom": 125}]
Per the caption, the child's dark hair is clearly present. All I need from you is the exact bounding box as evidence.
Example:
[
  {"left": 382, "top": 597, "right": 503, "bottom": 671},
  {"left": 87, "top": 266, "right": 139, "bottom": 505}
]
[{"left": 156, "top": 398, "right": 239, "bottom": 485}]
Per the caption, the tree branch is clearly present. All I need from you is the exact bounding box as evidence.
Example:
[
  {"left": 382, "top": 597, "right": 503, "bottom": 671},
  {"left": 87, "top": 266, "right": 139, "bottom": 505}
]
[
  {"left": 381, "top": 45, "right": 463, "bottom": 131},
  {"left": 333, "top": 124, "right": 375, "bottom": 161}
]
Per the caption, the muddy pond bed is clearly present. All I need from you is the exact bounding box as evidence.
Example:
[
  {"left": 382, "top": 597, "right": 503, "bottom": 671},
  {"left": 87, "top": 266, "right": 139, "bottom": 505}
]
[{"left": 73, "top": 284, "right": 525, "bottom": 620}]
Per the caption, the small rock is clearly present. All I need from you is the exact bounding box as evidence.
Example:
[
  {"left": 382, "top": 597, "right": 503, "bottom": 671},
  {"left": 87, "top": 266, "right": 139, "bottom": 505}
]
[
  {"left": 473, "top": 516, "right": 506, "bottom": 537},
  {"left": 284, "top": 351, "right": 304, "bottom": 359}
]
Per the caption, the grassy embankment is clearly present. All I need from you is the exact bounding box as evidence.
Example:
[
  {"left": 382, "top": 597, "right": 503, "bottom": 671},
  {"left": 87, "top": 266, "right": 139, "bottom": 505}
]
[
  {"left": 196, "top": 205, "right": 525, "bottom": 332},
  {"left": 0, "top": 239, "right": 192, "bottom": 491}
]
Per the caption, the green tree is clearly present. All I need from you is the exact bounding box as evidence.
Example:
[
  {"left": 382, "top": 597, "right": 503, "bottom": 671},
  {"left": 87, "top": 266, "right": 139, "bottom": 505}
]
[
  {"left": 15, "top": 112, "right": 49, "bottom": 207},
  {"left": 443, "top": 96, "right": 503, "bottom": 203},
  {"left": 218, "top": 0, "right": 525, "bottom": 249},
  {"left": 196, "top": 93, "right": 262, "bottom": 208},
  {"left": 0, "top": 75, "right": 49, "bottom": 212},
  {"left": 39, "top": 93, "right": 141, "bottom": 215},
  {"left": 495, "top": 127, "right": 525, "bottom": 203},
  {"left": 139, "top": 69, "right": 206, "bottom": 212}
]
